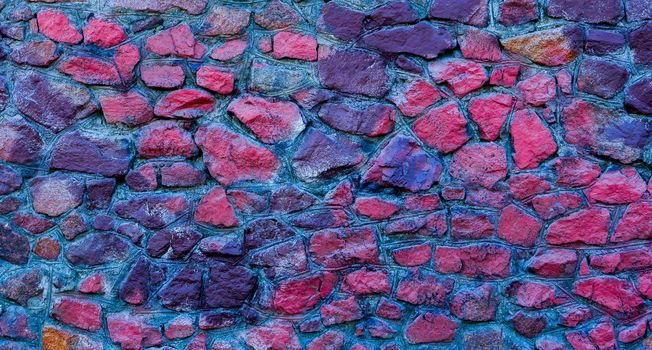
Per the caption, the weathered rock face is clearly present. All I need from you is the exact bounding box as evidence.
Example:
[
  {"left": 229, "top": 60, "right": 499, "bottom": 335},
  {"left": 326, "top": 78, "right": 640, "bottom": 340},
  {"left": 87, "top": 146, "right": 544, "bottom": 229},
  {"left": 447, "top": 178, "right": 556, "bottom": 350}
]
[{"left": 4, "top": 1, "right": 652, "bottom": 349}]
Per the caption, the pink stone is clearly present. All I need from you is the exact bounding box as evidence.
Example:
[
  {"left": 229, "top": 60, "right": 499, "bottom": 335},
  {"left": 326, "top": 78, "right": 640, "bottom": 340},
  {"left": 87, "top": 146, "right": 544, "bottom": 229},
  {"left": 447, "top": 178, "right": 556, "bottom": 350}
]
[
  {"left": 388, "top": 79, "right": 442, "bottom": 117},
  {"left": 83, "top": 18, "right": 127, "bottom": 48},
  {"left": 154, "top": 89, "right": 215, "bottom": 119},
  {"left": 517, "top": 73, "right": 556, "bottom": 106},
  {"left": 510, "top": 109, "right": 557, "bottom": 169},
  {"left": 405, "top": 312, "right": 458, "bottom": 344},
  {"left": 468, "top": 93, "right": 513, "bottom": 141},
  {"left": 460, "top": 28, "right": 501, "bottom": 62},
  {"left": 354, "top": 197, "right": 400, "bottom": 220},
  {"left": 429, "top": 59, "right": 488, "bottom": 97},
  {"left": 226, "top": 95, "right": 305, "bottom": 144},
  {"left": 210, "top": 38, "right": 248, "bottom": 61},
  {"left": 450, "top": 143, "right": 507, "bottom": 189},
  {"left": 50, "top": 298, "right": 102, "bottom": 331},
  {"left": 272, "top": 31, "right": 318, "bottom": 61},
  {"left": 546, "top": 207, "right": 610, "bottom": 245},
  {"left": 141, "top": 63, "right": 185, "bottom": 89},
  {"left": 490, "top": 64, "right": 519, "bottom": 87},
  {"left": 100, "top": 91, "right": 153, "bottom": 126},
  {"left": 392, "top": 243, "right": 432, "bottom": 267},
  {"left": 137, "top": 121, "right": 197, "bottom": 158},
  {"left": 498, "top": 204, "right": 541, "bottom": 247},
  {"left": 196, "top": 65, "right": 235, "bottom": 95},
  {"left": 586, "top": 167, "right": 646, "bottom": 204},
  {"left": 194, "top": 187, "right": 239, "bottom": 228},
  {"left": 342, "top": 268, "right": 391, "bottom": 295},
  {"left": 146, "top": 24, "right": 206, "bottom": 58},
  {"left": 240, "top": 321, "right": 300, "bottom": 350},
  {"left": 412, "top": 102, "right": 470, "bottom": 153},
  {"left": 36, "top": 9, "right": 81, "bottom": 44}
]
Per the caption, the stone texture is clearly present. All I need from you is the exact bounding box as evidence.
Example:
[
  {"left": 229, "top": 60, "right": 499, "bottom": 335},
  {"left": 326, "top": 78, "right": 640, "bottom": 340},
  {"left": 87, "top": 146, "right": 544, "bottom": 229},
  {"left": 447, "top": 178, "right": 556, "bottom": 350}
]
[{"left": 501, "top": 26, "right": 582, "bottom": 66}]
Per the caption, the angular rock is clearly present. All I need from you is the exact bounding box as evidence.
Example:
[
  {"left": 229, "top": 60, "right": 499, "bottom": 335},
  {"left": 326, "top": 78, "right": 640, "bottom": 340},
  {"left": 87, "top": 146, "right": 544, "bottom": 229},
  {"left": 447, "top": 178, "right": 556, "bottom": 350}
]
[
  {"left": 578, "top": 58, "right": 628, "bottom": 99},
  {"left": 413, "top": 102, "right": 470, "bottom": 154},
  {"left": 612, "top": 201, "right": 652, "bottom": 242},
  {"left": 50, "top": 298, "right": 102, "bottom": 331},
  {"left": 625, "top": 76, "right": 652, "bottom": 115},
  {"left": 51, "top": 131, "right": 132, "bottom": 177},
  {"left": 546, "top": 207, "right": 610, "bottom": 245},
  {"left": 65, "top": 232, "right": 129, "bottom": 266},
  {"left": 140, "top": 63, "right": 185, "bottom": 89},
  {"left": 195, "top": 65, "right": 235, "bottom": 95},
  {"left": 227, "top": 95, "right": 305, "bottom": 144},
  {"left": 137, "top": 121, "right": 197, "bottom": 158},
  {"left": 363, "top": 22, "right": 455, "bottom": 59},
  {"left": 36, "top": 9, "right": 81, "bottom": 44},
  {"left": 498, "top": 0, "right": 538, "bottom": 25},
  {"left": 114, "top": 194, "right": 189, "bottom": 229},
  {"left": 146, "top": 24, "right": 206, "bottom": 58},
  {"left": 100, "top": 91, "right": 154, "bottom": 126},
  {"left": 10, "top": 40, "right": 60, "bottom": 67},
  {"left": 292, "top": 129, "right": 364, "bottom": 182},
  {"left": 429, "top": 0, "right": 488, "bottom": 26},
  {"left": 14, "top": 72, "right": 96, "bottom": 133},
  {"left": 250, "top": 239, "right": 307, "bottom": 279},
  {"left": 450, "top": 143, "right": 507, "bottom": 188},
  {"left": 510, "top": 109, "right": 557, "bottom": 169},
  {"left": 309, "top": 227, "right": 379, "bottom": 268},
  {"left": 459, "top": 28, "right": 501, "bottom": 62},
  {"left": 396, "top": 269, "right": 454, "bottom": 306},
  {"left": 195, "top": 187, "right": 238, "bottom": 228},
  {"left": 107, "top": 312, "right": 162, "bottom": 349},
  {"left": 405, "top": 312, "right": 458, "bottom": 344},
  {"left": 318, "top": 49, "right": 390, "bottom": 98},
  {"left": 245, "top": 218, "right": 295, "bottom": 250},
  {"left": 30, "top": 174, "right": 84, "bottom": 217},
  {"left": 468, "top": 93, "right": 513, "bottom": 141},
  {"left": 200, "top": 5, "right": 249, "bottom": 36},
  {"left": 546, "top": 0, "right": 623, "bottom": 24},
  {"left": 517, "top": 73, "right": 556, "bottom": 106},
  {"left": 527, "top": 249, "right": 578, "bottom": 278},
  {"left": 363, "top": 135, "right": 442, "bottom": 192},
  {"left": 388, "top": 78, "right": 441, "bottom": 118},
  {"left": 254, "top": 0, "right": 301, "bottom": 30},
  {"left": 210, "top": 38, "right": 248, "bottom": 61},
  {"left": 158, "top": 265, "right": 202, "bottom": 311},
  {"left": 204, "top": 263, "right": 256, "bottom": 308},
  {"left": 501, "top": 26, "right": 583, "bottom": 66},
  {"left": 0, "top": 116, "right": 43, "bottom": 165},
  {"left": 83, "top": 18, "right": 127, "bottom": 48},
  {"left": 435, "top": 244, "right": 512, "bottom": 278},
  {"left": 429, "top": 59, "right": 488, "bottom": 97},
  {"left": 587, "top": 168, "right": 646, "bottom": 204},
  {"left": 531, "top": 192, "right": 583, "bottom": 220},
  {"left": 367, "top": 0, "right": 419, "bottom": 29},
  {"left": 450, "top": 284, "right": 498, "bottom": 321},
  {"left": 319, "top": 101, "right": 396, "bottom": 137},
  {"left": 498, "top": 205, "right": 541, "bottom": 247},
  {"left": 59, "top": 56, "right": 122, "bottom": 86},
  {"left": 318, "top": 2, "right": 364, "bottom": 41},
  {"left": 272, "top": 272, "right": 336, "bottom": 314},
  {"left": 240, "top": 321, "right": 301, "bottom": 350},
  {"left": 585, "top": 29, "right": 625, "bottom": 55},
  {"left": 573, "top": 277, "right": 644, "bottom": 317},
  {"left": 554, "top": 157, "right": 601, "bottom": 187},
  {"left": 154, "top": 89, "right": 215, "bottom": 119},
  {"left": 195, "top": 125, "right": 280, "bottom": 186},
  {"left": 147, "top": 226, "right": 202, "bottom": 259},
  {"left": 272, "top": 31, "right": 318, "bottom": 61}
]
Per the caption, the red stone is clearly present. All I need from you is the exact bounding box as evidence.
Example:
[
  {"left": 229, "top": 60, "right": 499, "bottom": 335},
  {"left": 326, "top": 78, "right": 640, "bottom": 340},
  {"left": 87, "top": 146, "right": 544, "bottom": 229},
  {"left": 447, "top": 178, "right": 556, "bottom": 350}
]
[
  {"left": 34, "top": 236, "right": 60, "bottom": 260},
  {"left": 530, "top": 192, "right": 583, "bottom": 220},
  {"left": 510, "top": 109, "right": 557, "bottom": 169},
  {"left": 586, "top": 167, "right": 646, "bottom": 204},
  {"left": 573, "top": 277, "right": 645, "bottom": 317},
  {"left": 450, "top": 284, "right": 498, "bottom": 321},
  {"left": 546, "top": 207, "right": 610, "bottom": 245},
  {"left": 405, "top": 312, "right": 457, "bottom": 344},
  {"left": 404, "top": 194, "right": 442, "bottom": 212},
  {"left": 146, "top": 24, "right": 206, "bottom": 58},
  {"left": 196, "top": 65, "right": 235, "bottom": 95},
  {"left": 210, "top": 38, "right": 248, "bottom": 61},
  {"left": 165, "top": 315, "right": 194, "bottom": 340},
  {"left": 320, "top": 296, "right": 363, "bottom": 326},
  {"left": 107, "top": 312, "right": 162, "bottom": 350},
  {"left": 527, "top": 249, "right": 578, "bottom": 278},
  {"left": 272, "top": 272, "right": 336, "bottom": 314},
  {"left": 468, "top": 93, "right": 513, "bottom": 141},
  {"left": 498, "top": 204, "right": 541, "bottom": 247},
  {"left": 618, "top": 319, "right": 646, "bottom": 343},
  {"left": 590, "top": 247, "right": 652, "bottom": 274},
  {"left": 50, "top": 298, "right": 102, "bottom": 331},
  {"left": 451, "top": 208, "right": 495, "bottom": 241},
  {"left": 309, "top": 227, "right": 380, "bottom": 268},
  {"left": 392, "top": 243, "right": 431, "bottom": 267},
  {"left": 612, "top": 201, "right": 652, "bottom": 242},
  {"left": 460, "top": 28, "right": 501, "bottom": 62},
  {"left": 342, "top": 268, "right": 391, "bottom": 295},
  {"left": 100, "top": 91, "right": 153, "bottom": 126},
  {"left": 637, "top": 271, "right": 652, "bottom": 299},
  {"left": 490, "top": 64, "right": 519, "bottom": 87},
  {"left": 354, "top": 197, "right": 400, "bottom": 220},
  {"left": 435, "top": 244, "right": 511, "bottom": 278},
  {"left": 194, "top": 187, "right": 239, "bottom": 228},
  {"left": 554, "top": 157, "right": 601, "bottom": 187},
  {"left": 241, "top": 321, "right": 300, "bottom": 350},
  {"left": 114, "top": 43, "right": 140, "bottom": 84},
  {"left": 517, "top": 73, "right": 556, "bottom": 106},
  {"left": 137, "top": 121, "right": 197, "bottom": 158},
  {"left": 30, "top": 174, "right": 84, "bottom": 217},
  {"left": 195, "top": 125, "right": 280, "bottom": 186},
  {"left": 428, "top": 59, "right": 488, "bottom": 97},
  {"left": 59, "top": 56, "right": 122, "bottom": 86},
  {"left": 10, "top": 40, "right": 60, "bottom": 67},
  {"left": 450, "top": 143, "right": 508, "bottom": 188},
  {"left": 388, "top": 79, "right": 442, "bottom": 118},
  {"left": 36, "top": 9, "right": 81, "bottom": 44},
  {"left": 154, "top": 89, "right": 215, "bottom": 119},
  {"left": 227, "top": 95, "right": 305, "bottom": 144},
  {"left": 507, "top": 173, "right": 551, "bottom": 200},
  {"left": 396, "top": 270, "right": 454, "bottom": 306},
  {"left": 307, "top": 331, "right": 344, "bottom": 350},
  {"left": 507, "top": 281, "right": 561, "bottom": 309},
  {"left": 140, "top": 63, "right": 185, "bottom": 89},
  {"left": 83, "top": 18, "right": 127, "bottom": 48},
  {"left": 413, "top": 102, "right": 470, "bottom": 153},
  {"left": 78, "top": 273, "right": 105, "bottom": 294},
  {"left": 272, "top": 31, "right": 318, "bottom": 61}
]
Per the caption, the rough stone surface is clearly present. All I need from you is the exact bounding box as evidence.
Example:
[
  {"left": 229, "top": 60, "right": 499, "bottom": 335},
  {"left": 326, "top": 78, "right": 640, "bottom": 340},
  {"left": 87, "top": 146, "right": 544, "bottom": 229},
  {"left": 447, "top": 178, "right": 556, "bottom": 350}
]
[{"left": 1, "top": 1, "right": 650, "bottom": 349}]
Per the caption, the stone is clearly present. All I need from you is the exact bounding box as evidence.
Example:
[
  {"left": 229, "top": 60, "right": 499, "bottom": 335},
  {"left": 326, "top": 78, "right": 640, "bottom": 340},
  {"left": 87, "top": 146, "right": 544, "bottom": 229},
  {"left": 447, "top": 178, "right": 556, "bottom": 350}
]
[
  {"left": 108, "top": 0, "right": 207, "bottom": 15},
  {"left": 612, "top": 201, "right": 652, "bottom": 242},
  {"left": 451, "top": 208, "right": 495, "bottom": 240},
  {"left": 490, "top": 64, "right": 519, "bottom": 87},
  {"left": 318, "top": 49, "right": 390, "bottom": 98},
  {"left": 0, "top": 268, "right": 43, "bottom": 305},
  {"left": 200, "top": 5, "right": 249, "bottom": 36},
  {"left": 450, "top": 143, "right": 508, "bottom": 189},
  {"left": 160, "top": 162, "right": 205, "bottom": 188},
  {"left": 498, "top": 0, "right": 538, "bottom": 25},
  {"left": 50, "top": 131, "right": 132, "bottom": 177},
  {"left": 626, "top": 0, "right": 652, "bottom": 20},
  {"left": 254, "top": 0, "right": 301, "bottom": 30},
  {"left": 307, "top": 331, "right": 345, "bottom": 350},
  {"left": 50, "top": 298, "right": 102, "bottom": 331},
  {"left": 272, "top": 272, "right": 336, "bottom": 314},
  {"left": 147, "top": 226, "right": 202, "bottom": 259},
  {"left": 114, "top": 44, "right": 140, "bottom": 84},
  {"left": 14, "top": 72, "right": 96, "bottom": 133},
  {"left": 460, "top": 28, "right": 501, "bottom": 62},
  {"left": 590, "top": 247, "right": 652, "bottom": 274},
  {"left": 240, "top": 321, "right": 301, "bottom": 350},
  {"left": 59, "top": 56, "right": 122, "bottom": 86},
  {"left": 510, "top": 109, "right": 557, "bottom": 169},
  {"left": 366, "top": 1, "right": 419, "bottom": 29},
  {"left": 249, "top": 58, "right": 309, "bottom": 94},
  {"left": 309, "top": 227, "right": 380, "bottom": 268},
  {"left": 0, "top": 166, "right": 21, "bottom": 196},
  {"left": 272, "top": 31, "right": 317, "bottom": 61},
  {"left": 501, "top": 26, "right": 582, "bottom": 66},
  {"left": 83, "top": 18, "right": 127, "bottom": 48},
  {"left": 413, "top": 102, "right": 470, "bottom": 153},
  {"left": 250, "top": 238, "right": 307, "bottom": 279},
  {"left": 573, "top": 277, "right": 644, "bottom": 317},
  {"left": 107, "top": 312, "right": 162, "bottom": 349},
  {"left": 140, "top": 63, "right": 185, "bottom": 89},
  {"left": 388, "top": 78, "right": 441, "bottom": 118},
  {"left": 65, "top": 232, "right": 129, "bottom": 266},
  {"left": 405, "top": 312, "right": 458, "bottom": 344},
  {"left": 204, "top": 263, "right": 256, "bottom": 308},
  {"left": 554, "top": 157, "right": 601, "bottom": 187},
  {"left": 586, "top": 168, "right": 646, "bottom": 204},
  {"left": 292, "top": 129, "right": 364, "bottom": 182},
  {"left": 577, "top": 58, "right": 628, "bottom": 99},
  {"left": 468, "top": 93, "right": 513, "bottom": 141},
  {"left": 342, "top": 268, "right": 390, "bottom": 295},
  {"left": 36, "top": 9, "right": 81, "bottom": 44},
  {"left": 318, "top": 2, "right": 364, "bottom": 41},
  {"left": 146, "top": 24, "right": 206, "bottom": 58},
  {"left": 165, "top": 315, "right": 195, "bottom": 340},
  {"left": 0, "top": 116, "right": 43, "bottom": 165},
  {"left": 100, "top": 91, "right": 153, "bottom": 126},
  {"left": 392, "top": 243, "right": 432, "bottom": 266},
  {"left": 429, "top": 59, "right": 488, "bottom": 97},
  {"left": 527, "top": 249, "right": 578, "bottom": 278},
  {"left": 321, "top": 296, "right": 363, "bottom": 326},
  {"left": 435, "top": 244, "right": 511, "bottom": 278},
  {"left": 429, "top": 0, "right": 488, "bottom": 26},
  {"left": 245, "top": 218, "right": 295, "bottom": 250},
  {"left": 585, "top": 29, "right": 625, "bottom": 55},
  {"left": 158, "top": 265, "right": 202, "bottom": 311},
  {"left": 450, "top": 284, "right": 498, "bottom": 321},
  {"left": 396, "top": 269, "right": 454, "bottom": 306},
  {"left": 530, "top": 192, "right": 583, "bottom": 220},
  {"left": 195, "top": 187, "right": 239, "bottom": 228},
  {"left": 227, "top": 95, "right": 304, "bottom": 144},
  {"left": 625, "top": 76, "right": 652, "bottom": 115},
  {"left": 211, "top": 38, "right": 248, "bottom": 61},
  {"left": 114, "top": 194, "right": 189, "bottom": 228},
  {"left": 154, "top": 89, "right": 215, "bottom": 119},
  {"left": 10, "top": 40, "right": 60, "bottom": 67},
  {"left": 355, "top": 197, "right": 400, "bottom": 220},
  {"left": 498, "top": 205, "right": 541, "bottom": 247},
  {"left": 196, "top": 65, "right": 235, "bottom": 95},
  {"left": 196, "top": 125, "right": 280, "bottom": 186},
  {"left": 362, "top": 135, "right": 443, "bottom": 192},
  {"left": 30, "top": 174, "right": 84, "bottom": 217},
  {"left": 0, "top": 306, "right": 35, "bottom": 340},
  {"left": 319, "top": 101, "right": 396, "bottom": 136},
  {"left": 517, "top": 73, "right": 556, "bottom": 106},
  {"left": 137, "top": 121, "right": 197, "bottom": 158},
  {"left": 363, "top": 22, "right": 455, "bottom": 59},
  {"left": 546, "top": 0, "right": 623, "bottom": 24},
  {"left": 546, "top": 207, "right": 610, "bottom": 245}
]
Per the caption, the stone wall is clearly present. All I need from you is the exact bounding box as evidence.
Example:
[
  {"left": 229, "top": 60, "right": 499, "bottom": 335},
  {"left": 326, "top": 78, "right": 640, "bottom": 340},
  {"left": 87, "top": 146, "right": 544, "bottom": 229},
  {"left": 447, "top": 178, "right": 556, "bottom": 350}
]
[{"left": 0, "top": 0, "right": 651, "bottom": 349}]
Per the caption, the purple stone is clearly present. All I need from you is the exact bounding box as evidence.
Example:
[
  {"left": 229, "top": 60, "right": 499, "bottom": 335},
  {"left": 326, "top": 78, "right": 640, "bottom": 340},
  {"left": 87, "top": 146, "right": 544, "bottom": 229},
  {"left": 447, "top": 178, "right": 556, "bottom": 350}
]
[
  {"left": 631, "top": 22, "right": 652, "bottom": 65},
  {"left": 366, "top": 0, "right": 420, "bottom": 29},
  {"left": 363, "top": 22, "right": 456, "bottom": 59},
  {"left": 429, "top": 0, "right": 489, "bottom": 27},
  {"left": 546, "top": 0, "right": 623, "bottom": 24},
  {"left": 577, "top": 58, "right": 629, "bottom": 99},
  {"left": 585, "top": 29, "right": 625, "bottom": 55},
  {"left": 318, "top": 2, "right": 364, "bottom": 41},
  {"left": 50, "top": 131, "right": 133, "bottom": 177},
  {"left": 626, "top": 0, "right": 652, "bottom": 21},
  {"left": 318, "top": 49, "right": 390, "bottom": 97},
  {"left": 625, "top": 76, "right": 652, "bottom": 114}
]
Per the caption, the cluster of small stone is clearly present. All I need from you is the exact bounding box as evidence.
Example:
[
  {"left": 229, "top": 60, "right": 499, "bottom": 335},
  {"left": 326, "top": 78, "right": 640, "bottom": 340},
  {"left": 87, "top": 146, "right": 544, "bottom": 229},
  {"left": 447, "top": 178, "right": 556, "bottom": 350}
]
[{"left": 0, "top": 0, "right": 651, "bottom": 349}]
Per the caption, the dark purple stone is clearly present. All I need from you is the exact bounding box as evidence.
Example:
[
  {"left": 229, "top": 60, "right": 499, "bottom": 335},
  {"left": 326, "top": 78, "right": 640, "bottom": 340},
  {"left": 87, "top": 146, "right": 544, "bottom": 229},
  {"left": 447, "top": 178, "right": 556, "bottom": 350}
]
[
  {"left": 366, "top": 0, "right": 420, "bottom": 29},
  {"left": 50, "top": 131, "right": 133, "bottom": 177},
  {"left": 289, "top": 209, "right": 349, "bottom": 230},
  {"left": 318, "top": 2, "right": 365, "bottom": 41},
  {"left": 625, "top": 76, "right": 652, "bottom": 114},
  {"left": 119, "top": 257, "right": 151, "bottom": 305},
  {"left": 86, "top": 178, "right": 116, "bottom": 210},
  {"left": 0, "top": 116, "right": 43, "bottom": 165},
  {"left": 546, "top": 0, "right": 623, "bottom": 24},
  {"left": 630, "top": 22, "right": 652, "bottom": 65},
  {"left": 0, "top": 268, "right": 43, "bottom": 305},
  {"left": 577, "top": 58, "right": 629, "bottom": 99},
  {"left": 498, "top": 0, "right": 538, "bottom": 25},
  {"left": 147, "top": 226, "right": 202, "bottom": 259},
  {"left": 292, "top": 129, "right": 365, "bottom": 182},
  {"left": 317, "top": 49, "right": 390, "bottom": 98},
  {"left": 363, "top": 22, "right": 455, "bottom": 59},
  {"left": 0, "top": 165, "right": 22, "bottom": 195},
  {"left": 113, "top": 194, "right": 189, "bottom": 229},
  {"left": 159, "top": 265, "right": 203, "bottom": 311},
  {"left": 0, "top": 224, "right": 29, "bottom": 265},
  {"left": 319, "top": 101, "right": 396, "bottom": 137},
  {"left": 395, "top": 55, "right": 423, "bottom": 73},
  {"left": 64, "top": 232, "right": 129, "bottom": 266},
  {"left": 199, "top": 310, "right": 238, "bottom": 330},
  {"left": 203, "top": 263, "right": 256, "bottom": 309},
  {"left": 585, "top": 29, "right": 625, "bottom": 55},
  {"left": 429, "top": 0, "right": 489, "bottom": 27},
  {"left": 270, "top": 185, "right": 318, "bottom": 214},
  {"left": 244, "top": 218, "right": 296, "bottom": 250}
]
